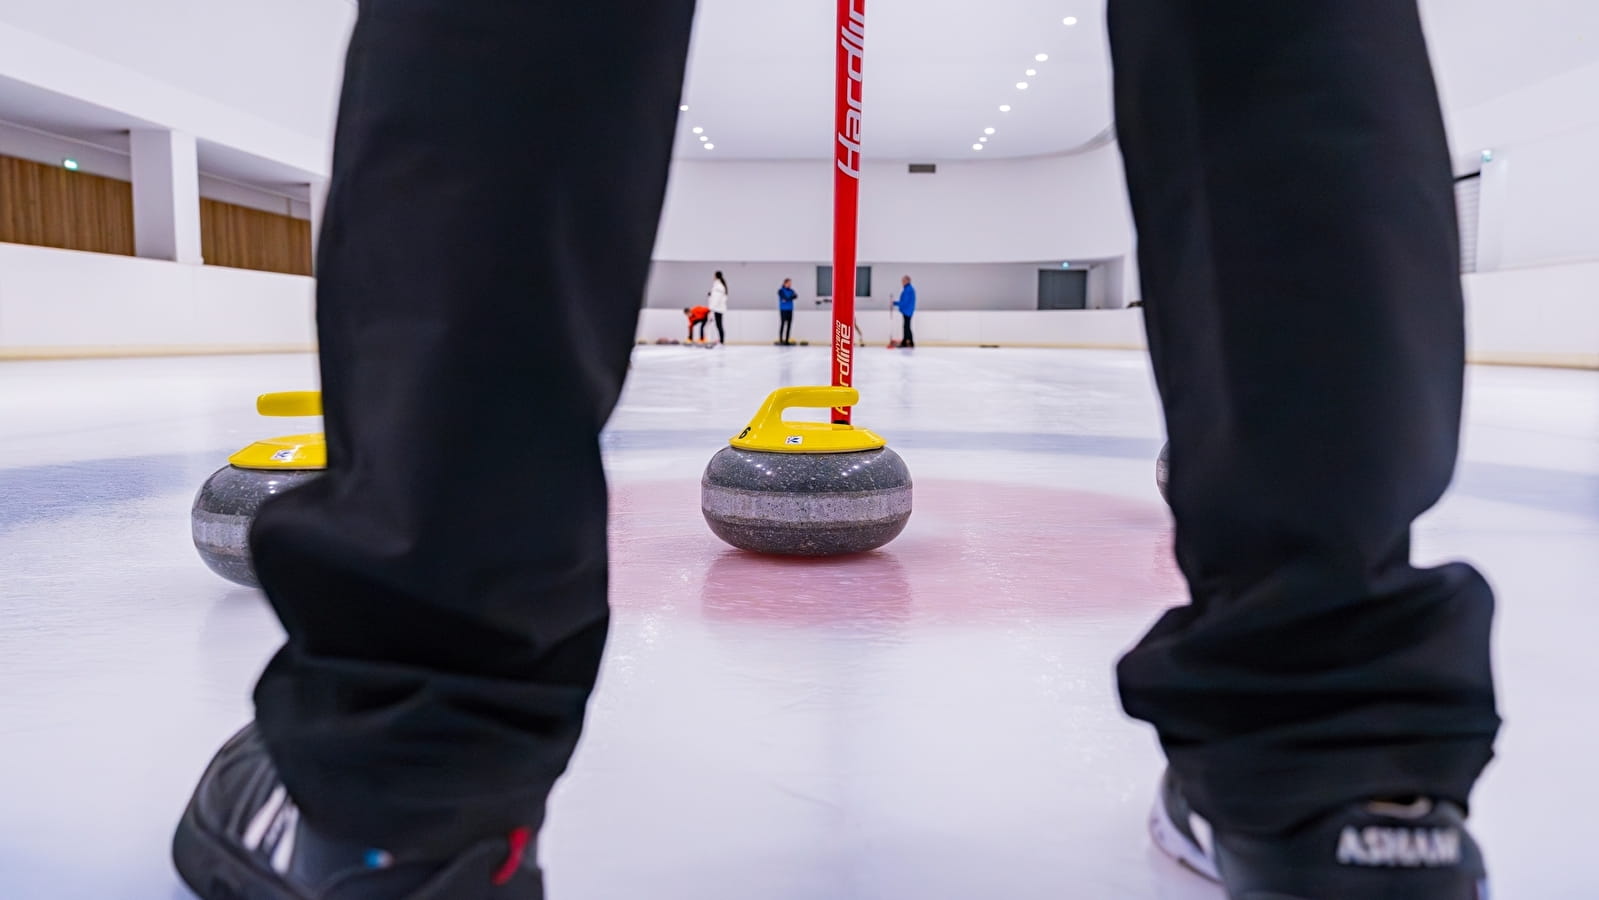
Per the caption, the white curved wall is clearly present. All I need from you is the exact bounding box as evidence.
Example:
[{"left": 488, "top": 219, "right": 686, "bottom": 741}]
[
  {"left": 655, "top": 145, "right": 1135, "bottom": 264},
  {"left": 1448, "top": 58, "right": 1599, "bottom": 270}
]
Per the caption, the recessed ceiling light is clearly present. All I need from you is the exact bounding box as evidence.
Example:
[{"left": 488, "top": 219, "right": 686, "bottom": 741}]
[
  {"left": 1016, "top": 82, "right": 1029, "bottom": 90},
  {"left": 1026, "top": 68, "right": 1037, "bottom": 77},
  {"left": 980, "top": 137, "right": 989, "bottom": 143},
  {"left": 984, "top": 127, "right": 996, "bottom": 135},
  {"left": 999, "top": 104, "right": 1012, "bottom": 112},
  {"left": 62, "top": 158, "right": 80, "bottom": 171},
  {"left": 1036, "top": 53, "right": 1049, "bottom": 62},
  {"left": 680, "top": 104, "right": 689, "bottom": 112},
  {"left": 692, "top": 126, "right": 704, "bottom": 134},
  {"left": 972, "top": 143, "right": 984, "bottom": 151},
  {"left": 1063, "top": 16, "right": 1078, "bottom": 26},
  {"left": 698, "top": 135, "right": 708, "bottom": 141},
  {"left": 704, "top": 143, "right": 715, "bottom": 150}
]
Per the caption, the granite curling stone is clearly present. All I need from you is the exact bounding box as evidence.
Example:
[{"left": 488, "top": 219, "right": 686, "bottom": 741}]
[
  {"left": 1156, "top": 441, "right": 1170, "bottom": 504},
  {"left": 193, "top": 465, "right": 321, "bottom": 587},
  {"left": 191, "top": 391, "right": 325, "bottom": 587},
  {"left": 702, "top": 386, "right": 912, "bottom": 556}
]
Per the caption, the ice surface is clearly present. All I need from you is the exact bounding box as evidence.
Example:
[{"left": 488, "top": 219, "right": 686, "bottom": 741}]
[{"left": 1, "top": 347, "right": 1595, "bottom": 898}]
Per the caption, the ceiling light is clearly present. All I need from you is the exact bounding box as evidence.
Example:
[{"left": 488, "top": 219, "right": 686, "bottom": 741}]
[
  {"left": 62, "top": 158, "right": 80, "bottom": 171},
  {"left": 680, "top": 105, "right": 690, "bottom": 112},
  {"left": 1036, "top": 53, "right": 1049, "bottom": 62},
  {"left": 704, "top": 143, "right": 715, "bottom": 150},
  {"left": 972, "top": 144, "right": 984, "bottom": 151},
  {"left": 980, "top": 137, "right": 988, "bottom": 143},
  {"left": 1481, "top": 149, "right": 1495, "bottom": 163},
  {"left": 692, "top": 126, "right": 704, "bottom": 134},
  {"left": 1063, "top": 16, "right": 1079, "bottom": 26},
  {"left": 1027, "top": 68, "right": 1038, "bottom": 77},
  {"left": 698, "top": 135, "right": 708, "bottom": 142},
  {"left": 1016, "top": 82, "right": 1029, "bottom": 90},
  {"left": 999, "top": 104, "right": 1012, "bottom": 112},
  {"left": 984, "top": 127, "right": 996, "bottom": 135}
]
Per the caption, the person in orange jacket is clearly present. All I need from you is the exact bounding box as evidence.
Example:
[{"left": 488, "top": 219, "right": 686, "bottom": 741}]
[{"left": 683, "top": 305, "right": 710, "bottom": 343}]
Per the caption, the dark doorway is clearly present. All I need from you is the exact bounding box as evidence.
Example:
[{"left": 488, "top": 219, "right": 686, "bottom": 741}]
[
  {"left": 816, "top": 265, "right": 873, "bottom": 298},
  {"left": 1038, "top": 268, "right": 1088, "bottom": 309}
]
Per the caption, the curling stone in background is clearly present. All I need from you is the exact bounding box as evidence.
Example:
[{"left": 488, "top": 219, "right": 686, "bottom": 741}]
[
  {"left": 1156, "top": 441, "right": 1170, "bottom": 503},
  {"left": 192, "top": 391, "right": 326, "bottom": 587},
  {"left": 702, "top": 386, "right": 911, "bottom": 556}
]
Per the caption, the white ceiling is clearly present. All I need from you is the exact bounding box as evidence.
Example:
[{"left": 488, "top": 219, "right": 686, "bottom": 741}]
[
  {"left": 0, "top": 0, "right": 1596, "bottom": 176},
  {"left": 675, "top": 0, "right": 1599, "bottom": 161},
  {"left": 676, "top": 0, "right": 1113, "bottom": 161}
]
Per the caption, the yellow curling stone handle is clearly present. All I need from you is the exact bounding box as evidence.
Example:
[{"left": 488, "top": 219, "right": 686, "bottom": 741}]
[
  {"left": 730, "top": 386, "right": 888, "bottom": 454},
  {"left": 228, "top": 391, "right": 327, "bottom": 470}
]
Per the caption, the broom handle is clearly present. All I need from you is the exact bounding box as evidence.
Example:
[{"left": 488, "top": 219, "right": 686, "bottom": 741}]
[{"left": 831, "top": 0, "right": 866, "bottom": 424}]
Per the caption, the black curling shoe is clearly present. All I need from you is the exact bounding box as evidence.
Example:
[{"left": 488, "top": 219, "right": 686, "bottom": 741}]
[
  {"left": 173, "top": 724, "right": 542, "bottom": 900},
  {"left": 1149, "top": 769, "right": 1488, "bottom": 899}
]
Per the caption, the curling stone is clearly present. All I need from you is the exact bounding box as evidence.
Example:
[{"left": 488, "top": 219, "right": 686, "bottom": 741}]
[
  {"left": 1156, "top": 441, "right": 1170, "bottom": 503},
  {"left": 701, "top": 386, "right": 911, "bottom": 556},
  {"left": 192, "top": 391, "right": 326, "bottom": 587}
]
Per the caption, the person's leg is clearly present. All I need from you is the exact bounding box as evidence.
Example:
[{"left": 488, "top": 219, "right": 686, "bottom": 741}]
[
  {"left": 902, "top": 314, "right": 912, "bottom": 347},
  {"left": 714, "top": 311, "right": 725, "bottom": 343},
  {"left": 178, "top": 0, "right": 698, "bottom": 881},
  {"left": 1110, "top": 0, "right": 1497, "bottom": 843}
]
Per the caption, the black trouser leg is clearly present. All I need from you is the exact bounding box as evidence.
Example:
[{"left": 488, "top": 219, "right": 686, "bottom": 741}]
[
  {"left": 714, "top": 311, "right": 724, "bottom": 343},
  {"left": 901, "top": 314, "right": 913, "bottom": 347},
  {"left": 780, "top": 309, "right": 792, "bottom": 343},
  {"left": 1108, "top": 0, "right": 1498, "bottom": 836},
  {"left": 248, "top": 0, "right": 697, "bottom": 854}
]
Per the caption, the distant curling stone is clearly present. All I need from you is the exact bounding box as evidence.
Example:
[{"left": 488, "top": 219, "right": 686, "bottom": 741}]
[
  {"left": 702, "top": 386, "right": 911, "bottom": 556},
  {"left": 191, "top": 391, "right": 326, "bottom": 587},
  {"left": 1156, "top": 441, "right": 1170, "bottom": 503}
]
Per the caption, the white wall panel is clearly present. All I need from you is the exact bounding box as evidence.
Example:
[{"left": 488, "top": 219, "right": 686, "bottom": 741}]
[{"left": 0, "top": 242, "right": 314, "bottom": 354}]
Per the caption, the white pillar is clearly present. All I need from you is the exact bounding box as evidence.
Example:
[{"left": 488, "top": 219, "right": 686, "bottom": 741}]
[
  {"left": 129, "top": 129, "right": 203, "bottom": 263},
  {"left": 307, "top": 177, "right": 329, "bottom": 264}
]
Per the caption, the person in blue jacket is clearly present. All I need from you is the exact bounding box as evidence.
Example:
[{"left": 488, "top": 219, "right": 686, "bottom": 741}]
[
  {"left": 776, "top": 278, "right": 797, "bottom": 345},
  {"left": 894, "top": 275, "right": 916, "bottom": 348}
]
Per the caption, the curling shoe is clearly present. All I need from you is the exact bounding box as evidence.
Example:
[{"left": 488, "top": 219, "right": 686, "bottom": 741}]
[
  {"left": 174, "top": 724, "right": 541, "bottom": 899},
  {"left": 1149, "top": 768, "right": 1487, "bottom": 899}
]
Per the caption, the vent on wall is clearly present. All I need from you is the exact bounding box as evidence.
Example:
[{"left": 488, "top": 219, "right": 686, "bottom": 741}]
[{"left": 908, "top": 163, "right": 937, "bottom": 174}]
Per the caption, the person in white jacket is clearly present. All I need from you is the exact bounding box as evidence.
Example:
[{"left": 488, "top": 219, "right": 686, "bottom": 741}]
[{"left": 707, "top": 271, "right": 729, "bottom": 344}]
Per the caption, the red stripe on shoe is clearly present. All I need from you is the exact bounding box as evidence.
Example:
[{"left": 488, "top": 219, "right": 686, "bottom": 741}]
[{"left": 493, "top": 827, "right": 533, "bottom": 886}]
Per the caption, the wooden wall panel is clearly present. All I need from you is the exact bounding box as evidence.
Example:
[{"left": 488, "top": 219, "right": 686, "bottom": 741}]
[
  {"left": 0, "top": 154, "right": 136, "bottom": 256},
  {"left": 200, "top": 199, "right": 313, "bottom": 276}
]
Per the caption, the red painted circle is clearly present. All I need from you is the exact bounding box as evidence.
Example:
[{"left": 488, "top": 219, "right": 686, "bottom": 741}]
[{"left": 609, "top": 479, "right": 1185, "bottom": 626}]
